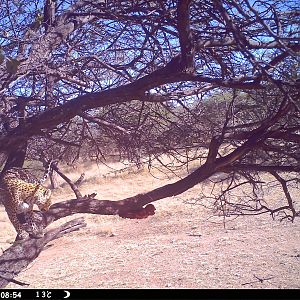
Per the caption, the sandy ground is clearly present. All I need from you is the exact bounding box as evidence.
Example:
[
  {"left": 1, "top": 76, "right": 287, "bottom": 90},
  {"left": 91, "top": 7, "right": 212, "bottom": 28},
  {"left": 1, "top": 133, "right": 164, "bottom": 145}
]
[{"left": 1, "top": 162, "right": 300, "bottom": 289}]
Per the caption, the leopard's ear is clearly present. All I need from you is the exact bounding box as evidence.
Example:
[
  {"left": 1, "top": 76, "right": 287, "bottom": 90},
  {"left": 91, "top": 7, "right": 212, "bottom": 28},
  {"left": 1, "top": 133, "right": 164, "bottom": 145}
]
[{"left": 44, "top": 189, "right": 52, "bottom": 198}]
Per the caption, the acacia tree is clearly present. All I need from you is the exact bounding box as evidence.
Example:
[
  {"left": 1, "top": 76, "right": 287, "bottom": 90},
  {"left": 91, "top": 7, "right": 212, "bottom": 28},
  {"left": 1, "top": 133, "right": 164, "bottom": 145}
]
[{"left": 0, "top": 0, "right": 299, "bottom": 286}]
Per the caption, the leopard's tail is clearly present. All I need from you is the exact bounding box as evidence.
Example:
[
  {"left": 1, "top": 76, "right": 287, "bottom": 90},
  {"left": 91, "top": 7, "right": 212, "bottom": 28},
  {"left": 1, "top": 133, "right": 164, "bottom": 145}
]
[{"left": 39, "top": 160, "right": 56, "bottom": 184}]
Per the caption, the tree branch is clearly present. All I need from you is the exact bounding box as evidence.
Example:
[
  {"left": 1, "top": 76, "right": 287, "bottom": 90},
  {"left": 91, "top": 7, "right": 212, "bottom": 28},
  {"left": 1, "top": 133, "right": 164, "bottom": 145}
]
[
  {"left": 270, "top": 171, "right": 297, "bottom": 220},
  {"left": 51, "top": 164, "right": 83, "bottom": 199},
  {"left": 0, "top": 217, "right": 86, "bottom": 288},
  {"left": 177, "top": 0, "right": 195, "bottom": 73}
]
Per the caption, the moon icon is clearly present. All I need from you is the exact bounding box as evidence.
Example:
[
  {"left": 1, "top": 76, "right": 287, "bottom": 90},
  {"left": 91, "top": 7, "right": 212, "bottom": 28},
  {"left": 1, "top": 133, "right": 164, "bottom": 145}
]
[{"left": 63, "top": 290, "right": 71, "bottom": 298}]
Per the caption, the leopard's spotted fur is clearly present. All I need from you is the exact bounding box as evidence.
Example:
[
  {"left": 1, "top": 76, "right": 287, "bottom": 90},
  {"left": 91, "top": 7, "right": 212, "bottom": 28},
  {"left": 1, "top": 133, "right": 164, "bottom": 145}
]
[{"left": 0, "top": 164, "right": 53, "bottom": 240}]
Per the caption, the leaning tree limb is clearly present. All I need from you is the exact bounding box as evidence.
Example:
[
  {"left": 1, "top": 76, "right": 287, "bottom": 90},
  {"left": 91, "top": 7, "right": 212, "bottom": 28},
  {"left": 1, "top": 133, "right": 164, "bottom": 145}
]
[{"left": 0, "top": 218, "right": 86, "bottom": 288}]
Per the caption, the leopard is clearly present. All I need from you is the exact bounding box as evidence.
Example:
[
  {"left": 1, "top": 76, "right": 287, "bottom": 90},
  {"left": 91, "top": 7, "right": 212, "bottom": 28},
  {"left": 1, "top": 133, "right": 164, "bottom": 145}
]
[{"left": 0, "top": 162, "right": 53, "bottom": 240}]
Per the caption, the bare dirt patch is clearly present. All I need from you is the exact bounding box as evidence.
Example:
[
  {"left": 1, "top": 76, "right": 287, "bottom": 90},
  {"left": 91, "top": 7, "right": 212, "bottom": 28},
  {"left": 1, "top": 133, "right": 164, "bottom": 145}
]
[{"left": 1, "top": 164, "right": 300, "bottom": 289}]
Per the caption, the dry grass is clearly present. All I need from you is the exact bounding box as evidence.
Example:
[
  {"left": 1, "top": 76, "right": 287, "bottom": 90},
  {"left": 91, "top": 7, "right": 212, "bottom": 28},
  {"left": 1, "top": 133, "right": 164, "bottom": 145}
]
[{"left": 1, "top": 160, "right": 300, "bottom": 289}]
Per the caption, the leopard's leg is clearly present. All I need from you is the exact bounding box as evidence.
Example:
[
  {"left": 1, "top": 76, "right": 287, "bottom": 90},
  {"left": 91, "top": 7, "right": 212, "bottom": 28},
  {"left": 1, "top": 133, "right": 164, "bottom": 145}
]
[{"left": 3, "top": 204, "right": 30, "bottom": 240}]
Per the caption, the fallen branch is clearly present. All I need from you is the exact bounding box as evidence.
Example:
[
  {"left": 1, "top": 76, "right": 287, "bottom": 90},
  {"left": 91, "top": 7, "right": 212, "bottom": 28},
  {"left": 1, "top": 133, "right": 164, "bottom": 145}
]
[{"left": 242, "top": 274, "right": 275, "bottom": 286}]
